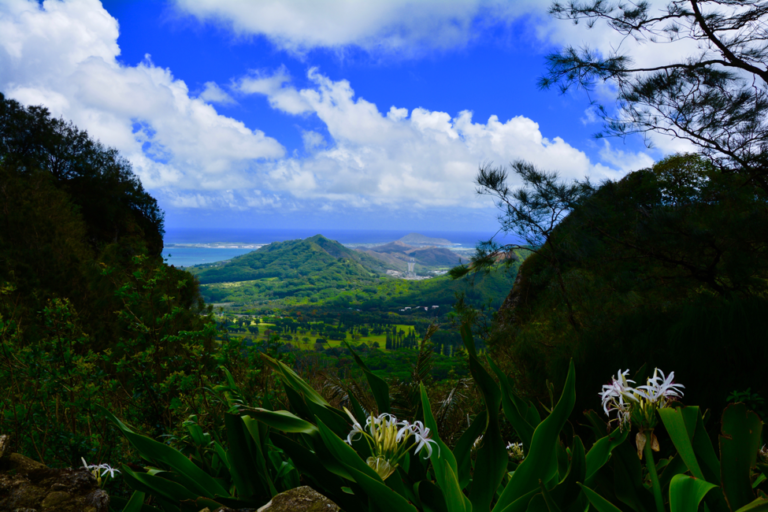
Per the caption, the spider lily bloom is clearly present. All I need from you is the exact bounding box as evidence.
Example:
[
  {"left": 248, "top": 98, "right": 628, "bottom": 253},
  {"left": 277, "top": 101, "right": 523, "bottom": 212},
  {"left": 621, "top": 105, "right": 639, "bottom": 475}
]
[
  {"left": 600, "top": 368, "right": 685, "bottom": 459},
  {"left": 343, "top": 408, "right": 437, "bottom": 480},
  {"left": 636, "top": 369, "right": 685, "bottom": 407},
  {"left": 81, "top": 458, "right": 120, "bottom": 486},
  {"left": 506, "top": 442, "right": 525, "bottom": 461},
  {"left": 599, "top": 369, "right": 639, "bottom": 430}
]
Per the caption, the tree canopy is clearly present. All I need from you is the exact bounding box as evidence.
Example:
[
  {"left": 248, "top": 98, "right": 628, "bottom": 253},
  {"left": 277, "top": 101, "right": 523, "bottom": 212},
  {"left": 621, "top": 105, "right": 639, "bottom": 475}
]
[{"left": 541, "top": 0, "right": 768, "bottom": 193}]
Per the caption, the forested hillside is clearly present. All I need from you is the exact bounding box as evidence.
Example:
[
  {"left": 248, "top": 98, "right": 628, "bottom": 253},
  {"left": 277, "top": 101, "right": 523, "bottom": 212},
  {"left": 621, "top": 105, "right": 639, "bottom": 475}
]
[
  {"left": 0, "top": 93, "right": 216, "bottom": 467},
  {"left": 483, "top": 154, "right": 768, "bottom": 416},
  {"left": 191, "top": 235, "right": 386, "bottom": 284}
]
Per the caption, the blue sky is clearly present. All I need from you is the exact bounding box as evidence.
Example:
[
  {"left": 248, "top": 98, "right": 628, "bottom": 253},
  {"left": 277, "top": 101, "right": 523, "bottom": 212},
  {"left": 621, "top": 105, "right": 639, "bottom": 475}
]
[{"left": 0, "top": 0, "right": 687, "bottom": 233}]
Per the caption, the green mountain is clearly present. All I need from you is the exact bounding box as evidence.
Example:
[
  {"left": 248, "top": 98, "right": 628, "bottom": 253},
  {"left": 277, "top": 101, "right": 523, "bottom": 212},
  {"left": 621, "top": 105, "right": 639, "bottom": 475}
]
[
  {"left": 191, "top": 234, "right": 520, "bottom": 311},
  {"left": 190, "top": 235, "right": 385, "bottom": 285}
]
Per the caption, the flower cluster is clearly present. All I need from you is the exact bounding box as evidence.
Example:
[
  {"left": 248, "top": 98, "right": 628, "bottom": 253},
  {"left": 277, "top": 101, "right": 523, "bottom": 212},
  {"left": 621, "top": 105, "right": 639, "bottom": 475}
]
[
  {"left": 600, "top": 368, "right": 684, "bottom": 459},
  {"left": 81, "top": 458, "right": 120, "bottom": 487},
  {"left": 506, "top": 442, "right": 525, "bottom": 461},
  {"left": 345, "top": 409, "right": 437, "bottom": 480},
  {"left": 600, "top": 368, "right": 684, "bottom": 431}
]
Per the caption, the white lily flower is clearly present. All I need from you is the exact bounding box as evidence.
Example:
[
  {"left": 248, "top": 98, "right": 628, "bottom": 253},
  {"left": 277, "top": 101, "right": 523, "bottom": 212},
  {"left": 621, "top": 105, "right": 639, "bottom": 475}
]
[
  {"left": 343, "top": 408, "right": 366, "bottom": 445},
  {"left": 636, "top": 368, "right": 684, "bottom": 405},
  {"left": 81, "top": 458, "right": 120, "bottom": 481},
  {"left": 506, "top": 442, "right": 525, "bottom": 460},
  {"left": 408, "top": 421, "right": 438, "bottom": 458},
  {"left": 600, "top": 369, "right": 639, "bottom": 429}
]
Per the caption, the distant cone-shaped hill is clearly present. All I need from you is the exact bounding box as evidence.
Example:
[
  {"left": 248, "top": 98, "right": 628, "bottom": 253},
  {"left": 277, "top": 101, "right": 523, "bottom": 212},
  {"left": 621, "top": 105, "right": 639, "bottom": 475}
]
[
  {"left": 396, "top": 233, "right": 452, "bottom": 246},
  {"left": 359, "top": 241, "right": 462, "bottom": 269},
  {"left": 191, "top": 235, "right": 386, "bottom": 284}
]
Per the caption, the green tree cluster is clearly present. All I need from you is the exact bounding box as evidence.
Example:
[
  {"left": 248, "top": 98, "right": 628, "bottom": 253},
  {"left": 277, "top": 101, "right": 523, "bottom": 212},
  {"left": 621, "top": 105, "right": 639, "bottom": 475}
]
[{"left": 0, "top": 93, "right": 221, "bottom": 467}]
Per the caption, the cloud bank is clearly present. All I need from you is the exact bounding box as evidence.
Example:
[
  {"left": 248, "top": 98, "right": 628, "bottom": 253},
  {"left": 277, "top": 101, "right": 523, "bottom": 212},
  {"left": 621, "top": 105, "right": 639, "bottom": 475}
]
[
  {"left": 0, "top": 0, "right": 652, "bottom": 216},
  {"left": 172, "top": 0, "right": 541, "bottom": 56}
]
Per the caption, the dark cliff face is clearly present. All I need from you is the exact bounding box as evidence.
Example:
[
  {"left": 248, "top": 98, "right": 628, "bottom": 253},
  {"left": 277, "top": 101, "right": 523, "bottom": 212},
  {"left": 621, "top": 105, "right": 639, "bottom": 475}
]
[{"left": 488, "top": 163, "right": 768, "bottom": 415}]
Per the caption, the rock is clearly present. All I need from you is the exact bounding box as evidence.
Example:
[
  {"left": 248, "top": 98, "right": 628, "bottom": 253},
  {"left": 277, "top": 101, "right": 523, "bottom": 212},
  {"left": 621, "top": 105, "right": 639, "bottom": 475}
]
[
  {"left": 0, "top": 437, "right": 109, "bottom": 512},
  {"left": 256, "top": 486, "right": 340, "bottom": 512}
]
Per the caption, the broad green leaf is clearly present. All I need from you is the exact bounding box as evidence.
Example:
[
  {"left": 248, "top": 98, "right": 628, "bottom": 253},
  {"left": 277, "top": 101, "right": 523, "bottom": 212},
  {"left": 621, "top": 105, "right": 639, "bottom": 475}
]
[
  {"left": 578, "top": 483, "right": 623, "bottom": 512},
  {"left": 540, "top": 479, "right": 562, "bottom": 512},
  {"left": 416, "top": 480, "right": 448, "bottom": 512},
  {"left": 669, "top": 474, "right": 718, "bottom": 512},
  {"left": 244, "top": 408, "right": 319, "bottom": 436},
  {"left": 121, "top": 465, "right": 198, "bottom": 505},
  {"left": 734, "top": 498, "right": 768, "bottom": 511},
  {"left": 102, "top": 407, "right": 229, "bottom": 499},
  {"left": 345, "top": 342, "right": 391, "bottom": 414},
  {"left": 492, "top": 360, "right": 576, "bottom": 512},
  {"left": 306, "top": 400, "right": 352, "bottom": 439},
  {"left": 454, "top": 410, "right": 487, "bottom": 489},
  {"left": 549, "top": 436, "right": 586, "bottom": 507},
  {"left": 585, "top": 428, "right": 629, "bottom": 483},
  {"left": 345, "top": 463, "right": 419, "bottom": 512},
  {"left": 613, "top": 449, "right": 652, "bottom": 512},
  {"left": 466, "top": 353, "right": 507, "bottom": 511},
  {"left": 442, "top": 458, "right": 472, "bottom": 512},
  {"left": 270, "top": 434, "right": 361, "bottom": 512},
  {"left": 225, "top": 413, "right": 276, "bottom": 501},
  {"left": 459, "top": 324, "right": 478, "bottom": 358},
  {"left": 525, "top": 494, "right": 547, "bottom": 511},
  {"left": 317, "top": 418, "right": 383, "bottom": 483},
  {"left": 720, "top": 404, "right": 763, "bottom": 511},
  {"left": 691, "top": 409, "right": 720, "bottom": 481},
  {"left": 495, "top": 489, "right": 540, "bottom": 512},
  {"left": 658, "top": 407, "right": 705, "bottom": 480},
  {"left": 261, "top": 353, "right": 330, "bottom": 407},
  {"left": 283, "top": 383, "right": 314, "bottom": 421},
  {"left": 489, "top": 358, "right": 536, "bottom": 450},
  {"left": 241, "top": 415, "right": 278, "bottom": 497},
  {"left": 121, "top": 491, "right": 145, "bottom": 512},
  {"left": 420, "top": 384, "right": 459, "bottom": 497}
]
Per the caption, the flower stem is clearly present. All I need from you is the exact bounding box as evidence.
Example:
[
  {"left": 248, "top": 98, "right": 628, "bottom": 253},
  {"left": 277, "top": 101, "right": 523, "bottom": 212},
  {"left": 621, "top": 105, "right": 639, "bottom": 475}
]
[{"left": 643, "top": 432, "right": 664, "bottom": 512}]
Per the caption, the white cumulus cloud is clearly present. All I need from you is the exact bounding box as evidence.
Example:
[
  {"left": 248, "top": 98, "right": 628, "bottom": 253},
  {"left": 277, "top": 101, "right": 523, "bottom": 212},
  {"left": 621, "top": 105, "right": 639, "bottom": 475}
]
[
  {"left": 0, "top": 0, "right": 284, "bottom": 191},
  {"left": 172, "top": 0, "right": 543, "bottom": 56},
  {"left": 235, "top": 68, "right": 630, "bottom": 209}
]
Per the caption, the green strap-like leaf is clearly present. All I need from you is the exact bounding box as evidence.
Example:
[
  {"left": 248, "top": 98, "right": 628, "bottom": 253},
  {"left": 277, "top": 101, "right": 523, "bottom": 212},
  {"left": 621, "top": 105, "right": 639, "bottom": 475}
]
[
  {"left": 454, "top": 410, "right": 487, "bottom": 490},
  {"left": 669, "top": 474, "right": 718, "bottom": 512},
  {"left": 345, "top": 341, "right": 391, "bottom": 413},
  {"left": 466, "top": 353, "right": 507, "bottom": 511},
  {"left": 102, "top": 407, "right": 229, "bottom": 499},
  {"left": 492, "top": 359, "right": 576, "bottom": 512},
  {"left": 720, "top": 403, "right": 763, "bottom": 511},
  {"left": 549, "top": 435, "right": 586, "bottom": 507},
  {"left": 121, "top": 491, "right": 145, "bottom": 512},
  {"left": 261, "top": 353, "right": 330, "bottom": 407},
  {"left": 416, "top": 480, "right": 448, "bottom": 512},
  {"left": 441, "top": 458, "right": 472, "bottom": 512},
  {"left": 734, "top": 497, "right": 768, "bottom": 511},
  {"left": 578, "top": 483, "right": 623, "bottom": 512},
  {"left": 241, "top": 416, "right": 278, "bottom": 496},
  {"left": 658, "top": 407, "right": 705, "bottom": 480},
  {"left": 584, "top": 428, "right": 629, "bottom": 484},
  {"left": 488, "top": 357, "right": 536, "bottom": 450},
  {"left": 243, "top": 408, "right": 320, "bottom": 436},
  {"left": 316, "top": 418, "right": 383, "bottom": 483},
  {"left": 420, "top": 384, "right": 459, "bottom": 494}
]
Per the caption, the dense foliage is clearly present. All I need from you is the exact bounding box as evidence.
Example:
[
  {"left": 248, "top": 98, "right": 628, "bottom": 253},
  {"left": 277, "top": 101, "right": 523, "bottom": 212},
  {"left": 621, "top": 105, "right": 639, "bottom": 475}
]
[
  {"left": 482, "top": 154, "right": 768, "bottom": 416},
  {"left": 541, "top": 0, "right": 768, "bottom": 194},
  {"left": 0, "top": 93, "right": 217, "bottom": 467}
]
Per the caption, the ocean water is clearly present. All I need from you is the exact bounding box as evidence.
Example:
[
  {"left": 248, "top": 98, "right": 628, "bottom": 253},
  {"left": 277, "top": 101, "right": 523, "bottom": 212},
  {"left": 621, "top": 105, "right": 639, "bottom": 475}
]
[
  {"left": 162, "top": 247, "right": 255, "bottom": 268},
  {"left": 162, "top": 228, "right": 519, "bottom": 268}
]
